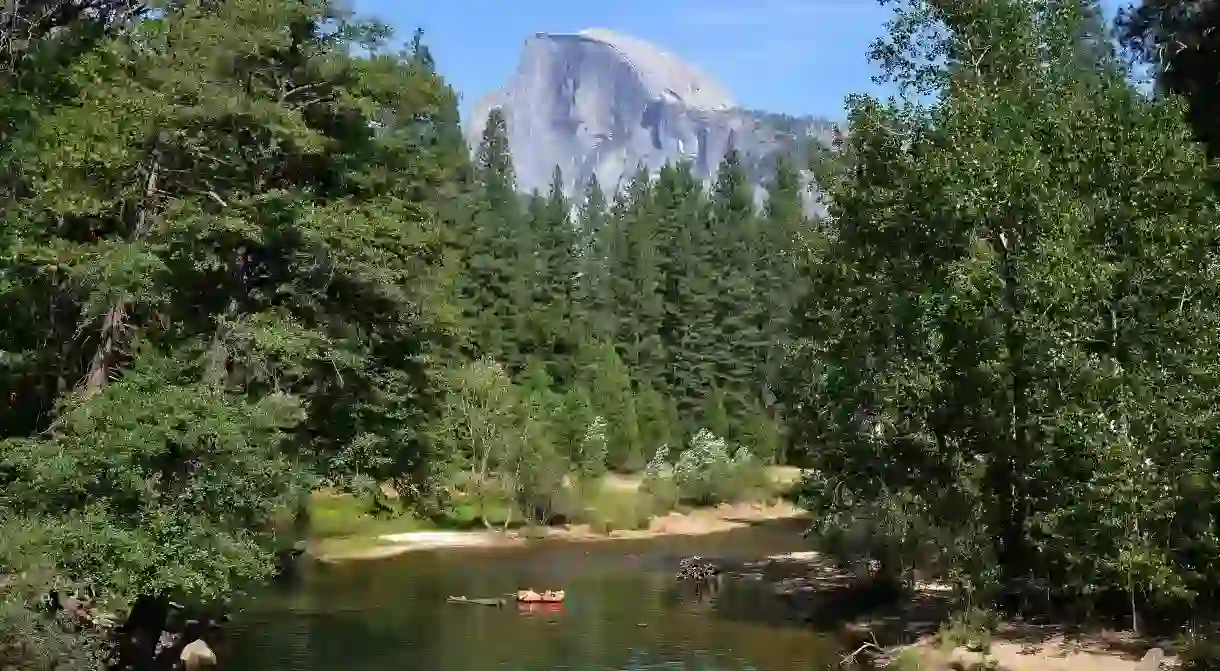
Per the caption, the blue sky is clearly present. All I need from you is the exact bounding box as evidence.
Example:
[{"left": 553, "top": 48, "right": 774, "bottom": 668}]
[{"left": 352, "top": 0, "right": 1130, "bottom": 121}]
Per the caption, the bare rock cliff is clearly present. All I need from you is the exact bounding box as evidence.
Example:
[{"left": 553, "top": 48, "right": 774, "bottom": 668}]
[{"left": 466, "top": 28, "right": 834, "bottom": 207}]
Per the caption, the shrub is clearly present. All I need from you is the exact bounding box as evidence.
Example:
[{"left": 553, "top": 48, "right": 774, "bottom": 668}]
[
  {"left": 666, "top": 430, "right": 773, "bottom": 505},
  {"left": 574, "top": 415, "right": 609, "bottom": 480},
  {"left": 938, "top": 608, "right": 998, "bottom": 652},
  {"left": 726, "top": 445, "right": 772, "bottom": 500},
  {"left": 582, "top": 492, "right": 654, "bottom": 533},
  {"left": 672, "top": 429, "right": 736, "bottom": 505},
  {"left": 739, "top": 406, "right": 782, "bottom": 465},
  {"left": 1180, "top": 631, "right": 1220, "bottom": 671},
  {"left": 640, "top": 444, "right": 680, "bottom": 512}
]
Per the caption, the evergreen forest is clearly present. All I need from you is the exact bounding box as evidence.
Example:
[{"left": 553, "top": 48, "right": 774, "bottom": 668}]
[{"left": 4, "top": 0, "right": 1220, "bottom": 667}]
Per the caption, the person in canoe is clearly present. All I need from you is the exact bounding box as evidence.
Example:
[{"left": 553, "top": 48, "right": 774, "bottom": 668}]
[{"left": 516, "top": 589, "right": 565, "bottom": 603}]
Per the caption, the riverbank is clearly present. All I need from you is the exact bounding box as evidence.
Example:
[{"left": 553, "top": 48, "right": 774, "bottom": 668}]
[
  {"left": 309, "top": 466, "right": 806, "bottom": 562},
  {"left": 312, "top": 499, "right": 807, "bottom": 562},
  {"left": 891, "top": 635, "right": 1176, "bottom": 671},
  {"left": 734, "top": 551, "right": 1180, "bottom": 671}
]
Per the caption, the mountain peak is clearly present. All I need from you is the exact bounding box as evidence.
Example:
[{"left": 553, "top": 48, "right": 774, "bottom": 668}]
[
  {"left": 468, "top": 28, "right": 832, "bottom": 209},
  {"left": 540, "top": 28, "right": 737, "bottom": 111}
]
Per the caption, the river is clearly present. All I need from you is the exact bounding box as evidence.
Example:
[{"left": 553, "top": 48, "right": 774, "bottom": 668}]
[{"left": 225, "top": 518, "right": 842, "bottom": 671}]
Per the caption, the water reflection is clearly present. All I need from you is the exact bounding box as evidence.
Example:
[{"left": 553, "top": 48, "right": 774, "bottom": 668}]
[{"left": 227, "top": 520, "right": 838, "bottom": 671}]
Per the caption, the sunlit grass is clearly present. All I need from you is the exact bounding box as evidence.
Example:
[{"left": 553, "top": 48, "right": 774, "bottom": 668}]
[
  {"left": 304, "top": 465, "right": 803, "bottom": 550},
  {"left": 307, "top": 492, "right": 426, "bottom": 540},
  {"left": 577, "top": 484, "right": 656, "bottom": 532}
]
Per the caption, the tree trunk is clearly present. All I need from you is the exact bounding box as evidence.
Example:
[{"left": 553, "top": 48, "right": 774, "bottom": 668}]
[
  {"left": 83, "top": 303, "right": 127, "bottom": 395},
  {"left": 992, "top": 227, "right": 1030, "bottom": 582},
  {"left": 81, "top": 152, "right": 159, "bottom": 396}
]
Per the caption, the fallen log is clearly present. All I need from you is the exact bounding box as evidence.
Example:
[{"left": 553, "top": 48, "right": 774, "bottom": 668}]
[{"left": 447, "top": 596, "right": 506, "bottom": 607}]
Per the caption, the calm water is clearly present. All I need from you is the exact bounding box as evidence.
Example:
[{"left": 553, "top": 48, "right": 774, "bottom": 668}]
[{"left": 225, "top": 519, "right": 840, "bottom": 671}]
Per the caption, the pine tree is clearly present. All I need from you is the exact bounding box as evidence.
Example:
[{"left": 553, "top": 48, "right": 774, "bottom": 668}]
[
  {"left": 758, "top": 154, "right": 807, "bottom": 408},
  {"left": 653, "top": 161, "right": 715, "bottom": 419},
  {"left": 605, "top": 167, "right": 662, "bottom": 377},
  {"left": 707, "top": 148, "right": 764, "bottom": 424},
  {"left": 465, "top": 107, "right": 530, "bottom": 371},
  {"left": 585, "top": 342, "right": 644, "bottom": 471},
  {"left": 529, "top": 166, "right": 579, "bottom": 383},
  {"left": 576, "top": 174, "right": 614, "bottom": 344}
]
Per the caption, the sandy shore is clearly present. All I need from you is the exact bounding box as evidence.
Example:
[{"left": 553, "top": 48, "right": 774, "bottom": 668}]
[
  {"left": 737, "top": 551, "right": 1178, "bottom": 671},
  {"left": 894, "top": 633, "right": 1176, "bottom": 671},
  {"left": 311, "top": 465, "right": 808, "bottom": 563},
  {"left": 312, "top": 499, "right": 806, "bottom": 563}
]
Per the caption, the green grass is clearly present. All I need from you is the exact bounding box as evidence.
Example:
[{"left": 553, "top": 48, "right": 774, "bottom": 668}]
[
  {"left": 304, "top": 466, "right": 805, "bottom": 555},
  {"left": 577, "top": 485, "right": 657, "bottom": 532},
  {"left": 307, "top": 492, "right": 427, "bottom": 540},
  {"left": 306, "top": 490, "right": 517, "bottom": 540}
]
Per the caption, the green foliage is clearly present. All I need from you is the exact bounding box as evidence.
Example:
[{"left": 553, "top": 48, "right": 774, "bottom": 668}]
[
  {"left": 574, "top": 415, "right": 610, "bottom": 481},
  {"left": 428, "top": 359, "right": 527, "bottom": 524},
  {"left": 738, "top": 404, "right": 782, "bottom": 465},
  {"left": 2, "top": 353, "right": 310, "bottom": 604},
  {"left": 635, "top": 382, "right": 679, "bottom": 458},
  {"left": 669, "top": 429, "right": 767, "bottom": 506},
  {"left": 1119, "top": 0, "right": 1220, "bottom": 159},
  {"left": 640, "top": 445, "right": 681, "bottom": 511},
  {"left": 785, "top": 0, "right": 1220, "bottom": 621},
  {"left": 578, "top": 487, "right": 656, "bottom": 533},
  {"left": 1, "top": 1, "right": 469, "bottom": 658},
  {"left": 672, "top": 429, "right": 734, "bottom": 506},
  {"left": 585, "top": 343, "right": 645, "bottom": 471},
  {"left": 1179, "top": 632, "right": 1220, "bottom": 671},
  {"left": 31, "top": 0, "right": 1220, "bottom": 660},
  {"left": 938, "top": 608, "right": 999, "bottom": 653}
]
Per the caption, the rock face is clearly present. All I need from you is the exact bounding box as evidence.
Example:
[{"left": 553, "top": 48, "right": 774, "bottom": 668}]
[{"left": 466, "top": 28, "right": 836, "bottom": 207}]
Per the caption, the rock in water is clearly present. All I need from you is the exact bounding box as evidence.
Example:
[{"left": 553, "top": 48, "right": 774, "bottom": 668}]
[
  {"left": 466, "top": 28, "right": 836, "bottom": 211},
  {"left": 1137, "top": 647, "right": 1165, "bottom": 671},
  {"left": 180, "top": 639, "right": 217, "bottom": 671}
]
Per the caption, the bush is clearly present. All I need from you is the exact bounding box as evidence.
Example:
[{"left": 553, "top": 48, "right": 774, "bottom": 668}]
[
  {"left": 640, "top": 444, "right": 681, "bottom": 511},
  {"left": 582, "top": 494, "right": 654, "bottom": 533},
  {"left": 1180, "top": 632, "right": 1220, "bottom": 671},
  {"left": 511, "top": 409, "right": 569, "bottom": 525},
  {"left": 574, "top": 415, "right": 609, "bottom": 480},
  {"left": 739, "top": 408, "right": 782, "bottom": 464},
  {"left": 0, "top": 570, "right": 107, "bottom": 671},
  {"left": 727, "top": 446, "right": 772, "bottom": 499},
  {"left": 938, "top": 608, "right": 998, "bottom": 652},
  {"left": 671, "top": 429, "right": 768, "bottom": 506},
  {"left": 673, "top": 429, "right": 733, "bottom": 505}
]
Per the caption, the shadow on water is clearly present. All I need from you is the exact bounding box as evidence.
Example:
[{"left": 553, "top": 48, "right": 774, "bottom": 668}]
[{"left": 226, "top": 518, "right": 842, "bottom": 671}]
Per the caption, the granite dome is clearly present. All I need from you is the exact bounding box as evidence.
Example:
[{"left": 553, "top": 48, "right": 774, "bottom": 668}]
[
  {"left": 466, "top": 28, "right": 833, "bottom": 212},
  {"left": 563, "top": 28, "right": 736, "bottom": 111}
]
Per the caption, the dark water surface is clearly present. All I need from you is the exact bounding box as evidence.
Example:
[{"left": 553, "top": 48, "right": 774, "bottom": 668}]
[{"left": 226, "top": 519, "right": 840, "bottom": 671}]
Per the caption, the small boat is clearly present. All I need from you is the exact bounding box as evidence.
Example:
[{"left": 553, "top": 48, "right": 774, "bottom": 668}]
[
  {"left": 515, "top": 589, "right": 565, "bottom": 603},
  {"left": 516, "top": 601, "right": 564, "bottom": 614}
]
